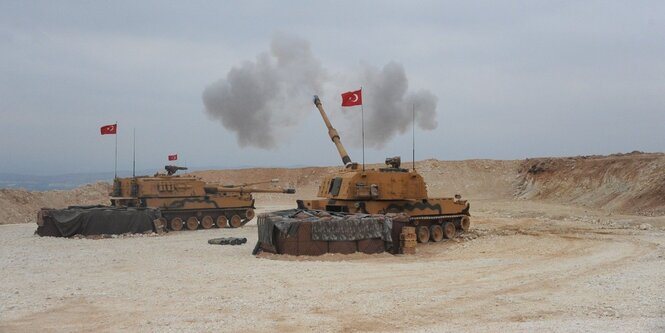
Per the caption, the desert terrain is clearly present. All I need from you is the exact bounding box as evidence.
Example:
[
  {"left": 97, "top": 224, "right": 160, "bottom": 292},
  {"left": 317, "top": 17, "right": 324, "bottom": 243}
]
[{"left": 1, "top": 152, "right": 664, "bottom": 332}]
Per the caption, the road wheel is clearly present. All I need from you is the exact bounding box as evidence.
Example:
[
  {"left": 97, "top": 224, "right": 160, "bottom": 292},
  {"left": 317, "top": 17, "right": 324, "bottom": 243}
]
[
  {"left": 169, "top": 217, "right": 183, "bottom": 231},
  {"left": 186, "top": 217, "right": 199, "bottom": 230},
  {"left": 417, "top": 226, "right": 430, "bottom": 243},
  {"left": 154, "top": 217, "right": 167, "bottom": 230},
  {"left": 443, "top": 222, "right": 456, "bottom": 239},
  {"left": 244, "top": 208, "right": 255, "bottom": 221},
  {"left": 430, "top": 224, "right": 443, "bottom": 242},
  {"left": 229, "top": 215, "right": 242, "bottom": 228},
  {"left": 201, "top": 216, "right": 214, "bottom": 229},
  {"left": 216, "top": 216, "right": 228, "bottom": 228},
  {"left": 460, "top": 216, "right": 471, "bottom": 232}
]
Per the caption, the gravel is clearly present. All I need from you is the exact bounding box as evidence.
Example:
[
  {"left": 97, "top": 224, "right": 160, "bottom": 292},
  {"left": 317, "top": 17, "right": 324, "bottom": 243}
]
[{"left": 2, "top": 202, "right": 665, "bottom": 332}]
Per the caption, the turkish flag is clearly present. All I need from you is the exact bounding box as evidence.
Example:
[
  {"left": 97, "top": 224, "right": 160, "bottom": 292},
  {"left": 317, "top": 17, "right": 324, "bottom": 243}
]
[
  {"left": 341, "top": 89, "right": 362, "bottom": 107},
  {"left": 100, "top": 124, "right": 117, "bottom": 135},
  {"left": 168, "top": 154, "right": 178, "bottom": 161}
]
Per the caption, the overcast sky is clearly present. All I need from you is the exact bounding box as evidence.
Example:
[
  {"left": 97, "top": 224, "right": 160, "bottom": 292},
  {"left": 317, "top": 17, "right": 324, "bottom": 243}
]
[{"left": 1, "top": 1, "right": 663, "bottom": 175}]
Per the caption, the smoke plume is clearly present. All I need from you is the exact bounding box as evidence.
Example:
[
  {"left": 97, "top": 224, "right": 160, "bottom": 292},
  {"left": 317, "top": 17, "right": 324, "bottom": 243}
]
[
  {"left": 202, "top": 34, "right": 438, "bottom": 150},
  {"left": 345, "top": 62, "right": 438, "bottom": 148},
  {"left": 202, "top": 34, "right": 325, "bottom": 148}
]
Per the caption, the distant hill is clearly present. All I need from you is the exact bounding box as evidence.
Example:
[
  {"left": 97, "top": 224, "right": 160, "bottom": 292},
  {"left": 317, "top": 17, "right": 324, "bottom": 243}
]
[
  {"left": 0, "top": 164, "right": 317, "bottom": 191},
  {"left": 0, "top": 170, "right": 155, "bottom": 191},
  {"left": 0, "top": 172, "right": 114, "bottom": 191}
]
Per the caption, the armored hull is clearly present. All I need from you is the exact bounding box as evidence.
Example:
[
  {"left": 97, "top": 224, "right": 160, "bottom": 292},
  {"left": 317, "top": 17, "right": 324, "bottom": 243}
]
[
  {"left": 111, "top": 167, "right": 294, "bottom": 231},
  {"left": 297, "top": 168, "right": 470, "bottom": 243}
]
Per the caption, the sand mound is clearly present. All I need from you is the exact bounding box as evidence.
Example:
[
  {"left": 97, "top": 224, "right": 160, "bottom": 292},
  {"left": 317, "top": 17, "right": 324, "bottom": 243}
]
[
  {"left": 414, "top": 159, "right": 520, "bottom": 199},
  {"left": 0, "top": 182, "right": 111, "bottom": 225}
]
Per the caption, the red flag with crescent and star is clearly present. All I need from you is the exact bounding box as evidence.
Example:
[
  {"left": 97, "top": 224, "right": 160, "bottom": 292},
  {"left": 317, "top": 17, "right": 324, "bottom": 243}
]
[
  {"left": 341, "top": 89, "right": 362, "bottom": 107},
  {"left": 100, "top": 124, "right": 117, "bottom": 135},
  {"left": 168, "top": 154, "right": 178, "bottom": 161}
]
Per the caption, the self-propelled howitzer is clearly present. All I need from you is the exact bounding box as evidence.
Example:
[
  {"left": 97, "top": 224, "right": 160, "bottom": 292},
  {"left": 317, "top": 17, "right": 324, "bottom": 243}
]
[
  {"left": 297, "top": 96, "right": 470, "bottom": 243},
  {"left": 111, "top": 166, "right": 295, "bottom": 230}
]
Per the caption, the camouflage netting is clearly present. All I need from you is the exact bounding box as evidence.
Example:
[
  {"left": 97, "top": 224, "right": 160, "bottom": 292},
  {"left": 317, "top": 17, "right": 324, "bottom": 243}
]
[
  {"left": 256, "top": 209, "right": 394, "bottom": 249},
  {"left": 36, "top": 206, "right": 159, "bottom": 237}
]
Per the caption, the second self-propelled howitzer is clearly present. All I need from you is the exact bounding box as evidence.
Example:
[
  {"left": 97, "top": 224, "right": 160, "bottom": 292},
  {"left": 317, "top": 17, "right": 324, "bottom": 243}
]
[
  {"left": 297, "top": 96, "right": 471, "bottom": 243},
  {"left": 111, "top": 166, "right": 295, "bottom": 231}
]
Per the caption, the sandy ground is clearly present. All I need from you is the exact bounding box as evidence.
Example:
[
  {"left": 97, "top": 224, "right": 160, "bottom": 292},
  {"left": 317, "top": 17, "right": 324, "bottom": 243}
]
[{"left": 1, "top": 199, "right": 664, "bottom": 332}]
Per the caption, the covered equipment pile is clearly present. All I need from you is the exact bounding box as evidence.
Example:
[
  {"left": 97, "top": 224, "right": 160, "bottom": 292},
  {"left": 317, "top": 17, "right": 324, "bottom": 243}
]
[
  {"left": 36, "top": 206, "right": 159, "bottom": 237},
  {"left": 255, "top": 209, "right": 409, "bottom": 256}
]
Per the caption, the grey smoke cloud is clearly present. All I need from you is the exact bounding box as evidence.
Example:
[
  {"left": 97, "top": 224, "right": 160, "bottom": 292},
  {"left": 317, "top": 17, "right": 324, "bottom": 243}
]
[
  {"left": 349, "top": 62, "right": 438, "bottom": 148},
  {"left": 202, "top": 34, "right": 325, "bottom": 148},
  {"left": 203, "top": 34, "right": 438, "bottom": 149}
]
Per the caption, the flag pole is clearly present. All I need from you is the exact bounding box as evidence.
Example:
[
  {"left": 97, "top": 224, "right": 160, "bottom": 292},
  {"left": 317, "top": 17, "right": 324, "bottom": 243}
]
[
  {"left": 114, "top": 121, "right": 118, "bottom": 179},
  {"left": 361, "top": 86, "right": 365, "bottom": 171}
]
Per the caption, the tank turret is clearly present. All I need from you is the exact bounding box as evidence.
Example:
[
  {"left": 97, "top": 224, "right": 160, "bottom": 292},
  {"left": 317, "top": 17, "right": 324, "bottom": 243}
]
[
  {"left": 305, "top": 96, "right": 428, "bottom": 202},
  {"left": 297, "top": 96, "right": 471, "bottom": 244},
  {"left": 165, "top": 165, "right": 188, "bottom": 176}
]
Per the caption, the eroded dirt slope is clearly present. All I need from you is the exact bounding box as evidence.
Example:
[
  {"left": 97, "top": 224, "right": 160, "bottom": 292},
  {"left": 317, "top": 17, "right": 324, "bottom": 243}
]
[{"left": 515, "top": 152, "right": 665, "bottom": 216}]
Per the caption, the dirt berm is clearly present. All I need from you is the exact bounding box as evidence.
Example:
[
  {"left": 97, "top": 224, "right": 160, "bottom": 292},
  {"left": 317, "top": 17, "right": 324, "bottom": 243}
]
[
  {"left": 0, "top": 182, "right": 111, "bottom": 225},
  {"left": 2, "top": 152, "right": 664, "bottom": 225}
]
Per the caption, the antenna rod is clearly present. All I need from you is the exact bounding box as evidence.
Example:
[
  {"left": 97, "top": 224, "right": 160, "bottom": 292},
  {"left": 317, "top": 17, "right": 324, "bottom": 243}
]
[
  {"left": 412, "top": 104, "right": 415, "bottom": 171},
  {"left": 132, "top": 127, "right": 136, "bottom": 177}
]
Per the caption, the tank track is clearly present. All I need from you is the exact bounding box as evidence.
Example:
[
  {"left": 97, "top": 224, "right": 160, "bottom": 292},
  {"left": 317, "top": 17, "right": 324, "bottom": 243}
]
[
  {"left": 159, "top": 208, "right": 256, "bottom": 231},
  {"left": 407, "top": 214, "right": 471, "bottom": 244}
]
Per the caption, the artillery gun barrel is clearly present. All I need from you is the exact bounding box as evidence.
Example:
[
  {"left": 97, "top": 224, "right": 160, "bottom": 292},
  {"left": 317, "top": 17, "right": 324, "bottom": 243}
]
[
  {"left": 204, "top": 186, "right": 295, "bottom": 194},
  {"left": 313, "top": 95, "right": 354, "bottom": 168},
  {"left": 221, "top": 179, "right": 280, "bottom": 188}
]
